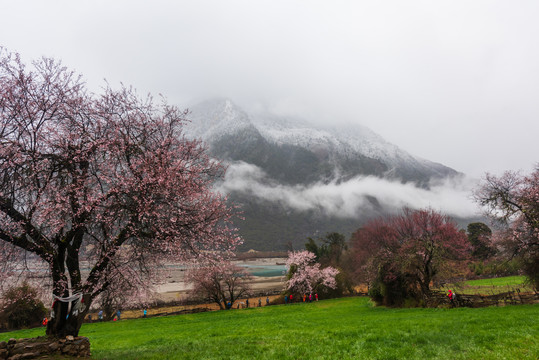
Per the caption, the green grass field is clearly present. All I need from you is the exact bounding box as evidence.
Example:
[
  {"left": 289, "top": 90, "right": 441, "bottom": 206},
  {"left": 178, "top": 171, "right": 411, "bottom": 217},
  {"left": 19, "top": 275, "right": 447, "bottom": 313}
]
[
  {"left": 1, "top": 296, "right": 537, "bottom": 359},
  {"left": 446, "top": 275, "right": 534, "bottom": 295}
]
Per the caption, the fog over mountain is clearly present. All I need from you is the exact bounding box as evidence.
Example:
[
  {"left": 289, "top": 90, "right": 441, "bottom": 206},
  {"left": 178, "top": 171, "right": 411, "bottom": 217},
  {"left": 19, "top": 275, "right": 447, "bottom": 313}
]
[
  {"left": 219, "top": 162, "right": 476, "bottom": 219},
  {"left": 184, "top": 99, "right": 480, "bottom": 250}
]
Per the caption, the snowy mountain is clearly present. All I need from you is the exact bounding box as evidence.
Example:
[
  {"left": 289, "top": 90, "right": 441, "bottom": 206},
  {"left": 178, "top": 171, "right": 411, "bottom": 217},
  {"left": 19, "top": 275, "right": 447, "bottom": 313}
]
[
  {"left": 186, "top": 98, "right": 255, "bottom": 140},
  {"left": 186, "top": 99, "right": 458, "bottom": 185},
  {"left": 183, "top": 99, "right": 463, "bottom": 251}
]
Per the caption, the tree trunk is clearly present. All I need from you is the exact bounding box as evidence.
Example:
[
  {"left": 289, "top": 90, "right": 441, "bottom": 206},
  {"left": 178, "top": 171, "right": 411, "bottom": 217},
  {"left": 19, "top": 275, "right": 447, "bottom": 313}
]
[{"left": 46, "top": 294, "right": 91, "bottom": 338}]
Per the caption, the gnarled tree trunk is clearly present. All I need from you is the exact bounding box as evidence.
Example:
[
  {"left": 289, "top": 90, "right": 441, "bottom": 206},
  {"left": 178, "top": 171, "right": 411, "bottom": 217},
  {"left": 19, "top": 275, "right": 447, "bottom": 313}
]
[{"left": 47, "top": 294, "right": 91, "bottom": 337}]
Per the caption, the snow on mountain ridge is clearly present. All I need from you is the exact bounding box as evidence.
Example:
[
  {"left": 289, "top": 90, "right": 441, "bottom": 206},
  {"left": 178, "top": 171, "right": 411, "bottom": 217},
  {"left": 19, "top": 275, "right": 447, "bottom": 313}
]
[
  {"left": 186, "top": 99, "right": 254, "bottom": 141},
  {"left": 251, "top": 113, "right": 352, "bottom": 155},
  {"left": 330, "top": 125, "right": 416, "bottom": 167},
  {"left": 185, "top": 99, "right": 458, "bottom": 180},
  {"left": 251, "top": 112, "right": 416, "bottom": 167},
  {"left": 251, "top": 111, "right": 454, "bottom": 176}
]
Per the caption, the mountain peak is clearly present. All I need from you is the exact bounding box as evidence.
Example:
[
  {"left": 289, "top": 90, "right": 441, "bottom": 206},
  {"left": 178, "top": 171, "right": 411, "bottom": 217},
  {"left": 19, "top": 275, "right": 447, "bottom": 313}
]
[
  {"left": 185, "top": 98, "right": 253, "bottom": 140},
  {"left": 186, "top": 99, "right": 459, "bottom": 183}
]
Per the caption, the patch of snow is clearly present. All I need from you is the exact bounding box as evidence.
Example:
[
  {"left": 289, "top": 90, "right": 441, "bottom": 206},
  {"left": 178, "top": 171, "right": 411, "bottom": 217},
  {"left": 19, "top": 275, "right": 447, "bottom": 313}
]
[
  {"left": 184, "top": 98, "right": 253, "bottom": 141},
  {"left": 185, "top": 98, "right": 456, "bottom": 178}
]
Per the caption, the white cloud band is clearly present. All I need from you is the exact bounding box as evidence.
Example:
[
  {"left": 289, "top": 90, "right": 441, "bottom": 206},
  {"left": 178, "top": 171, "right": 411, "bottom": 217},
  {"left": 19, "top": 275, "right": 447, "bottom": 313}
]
[{"left": 218, "top": 162, "right": 479, "bottom": 219}]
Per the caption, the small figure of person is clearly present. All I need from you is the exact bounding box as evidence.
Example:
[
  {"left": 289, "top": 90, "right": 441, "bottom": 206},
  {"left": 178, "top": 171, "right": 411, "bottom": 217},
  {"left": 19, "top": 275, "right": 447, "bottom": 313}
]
[
  {"left": 448, "top": 289, "right": 455, "bottom": 306},
  {"left": 88, "top": 314, "right": 92, "bottom": 323},
  {"left": 143, "top": 309, "right": 147, "bottom": 318},
  {"left": 309, "top": 293, "right": 312, "bottom": 302},
  {"left": 289, "top": 294, "right": 293, "bottom": 303},
  {"left": 266, "top": 297, "right": 270, "bottom": 305},
  {"left": 98, "top": 310, "right": 103, "bottom": 321},
  {"left": 116, "top": 309, "right": 121, "bottom": 320},
  {"left": 284, "top": 295, "right": 288, "bottom": 304},
  {"left": 246, "top": 299, "right": 249, "bottom": 308},
  {"left": 303, "top": 294, "right": 306, "bottom": 302},
  {"left": 42, "top": 317, "right": 48, "bottom": 327},
  {"left": 315, "top": 293, "right": 318, "bottom": 301}
]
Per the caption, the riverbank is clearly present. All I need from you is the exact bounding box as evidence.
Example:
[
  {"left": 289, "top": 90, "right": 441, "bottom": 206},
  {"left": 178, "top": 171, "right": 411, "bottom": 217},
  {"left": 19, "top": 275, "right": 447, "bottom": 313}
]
[{"left": 156, "top": 258, "right": 287, "bottom": 302}]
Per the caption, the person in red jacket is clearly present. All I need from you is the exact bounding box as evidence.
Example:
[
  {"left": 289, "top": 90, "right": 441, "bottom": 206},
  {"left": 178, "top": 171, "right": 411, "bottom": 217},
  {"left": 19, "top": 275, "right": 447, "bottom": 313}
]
[{"left": 448, "top": 289, "right": 455, "bottom": 306}]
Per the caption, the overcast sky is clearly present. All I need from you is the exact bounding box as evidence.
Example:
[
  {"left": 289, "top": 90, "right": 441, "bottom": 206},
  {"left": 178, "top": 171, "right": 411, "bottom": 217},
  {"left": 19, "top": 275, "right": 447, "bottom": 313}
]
[{"left": 1, "top": 0, "right": 538, "bottom": 178}]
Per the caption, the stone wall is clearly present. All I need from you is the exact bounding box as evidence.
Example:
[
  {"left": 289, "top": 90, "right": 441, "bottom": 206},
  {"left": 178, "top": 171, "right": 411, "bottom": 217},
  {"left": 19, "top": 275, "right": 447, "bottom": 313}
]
[
  {"left": 0, "top": 336, "right": 90, "bottom": 359},
  {"left": 426, "top": 290, "right": 539, "bottom": 308}
]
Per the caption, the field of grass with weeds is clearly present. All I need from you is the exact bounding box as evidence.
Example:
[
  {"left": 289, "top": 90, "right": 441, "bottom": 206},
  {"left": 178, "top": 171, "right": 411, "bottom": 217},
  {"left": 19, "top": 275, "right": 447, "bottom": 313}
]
[
  {"left": 1, "top": 296, "right": 537, "bottom": 359},
  {"left": 445, "top": 275, "right": 534, "bottom": 295}
]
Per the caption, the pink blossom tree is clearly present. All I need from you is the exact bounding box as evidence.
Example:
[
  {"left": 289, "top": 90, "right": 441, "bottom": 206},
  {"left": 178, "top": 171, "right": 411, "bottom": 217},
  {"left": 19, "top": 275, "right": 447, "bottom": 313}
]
[
  {"left": 350, "top": 208, "right": 469, "bottom": 303},
  {"left": 348, "top": 217, "right": 400, "bottom": 289},
  {"left": 394, "top": 208, "right": 470, "bottom": 295},
  {"left": 185, "top": 261, "right": 252, "bottom": 310},
  {"left": 475, "top": 167, "right": 539, "bottom": 289},
  {"left": 0, "top": 49, "right": 241, "bottom": 336},
  {"left": 285, "top": 250, "right": 339, "bottom": 295},
  {"left": 0, "top": 242, "right": 26, "bottom": 292}
]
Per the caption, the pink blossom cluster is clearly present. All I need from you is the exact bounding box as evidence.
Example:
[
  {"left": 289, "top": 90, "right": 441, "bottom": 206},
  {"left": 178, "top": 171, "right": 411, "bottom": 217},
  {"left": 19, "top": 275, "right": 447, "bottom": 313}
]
[{"left": 285, "top": 250, "right": 339, "bottom": 294}]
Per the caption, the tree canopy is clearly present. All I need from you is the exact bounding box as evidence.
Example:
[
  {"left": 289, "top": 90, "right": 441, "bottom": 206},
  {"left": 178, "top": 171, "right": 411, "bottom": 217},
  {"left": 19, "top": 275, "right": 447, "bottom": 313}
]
[
  {"left": 350, "top": 208, "right": 469, "bottom": 305},
  {"left": 466, "top": 222, "right": 495, "bottom": 260},
  {"left": 305, "top": 232, "right": 347, "bottom": 267},
  {"left": 0, "top": 49, "right": 241, "bottom": 336},
  {"left": 475, "top": 167, "right": 539, "bottom": 289},
  {"left": 285, "top": 250, "right": 339, "bottom": 295},
  {"left": 186, "top": 261, "right": 252, "bottom": 310}
]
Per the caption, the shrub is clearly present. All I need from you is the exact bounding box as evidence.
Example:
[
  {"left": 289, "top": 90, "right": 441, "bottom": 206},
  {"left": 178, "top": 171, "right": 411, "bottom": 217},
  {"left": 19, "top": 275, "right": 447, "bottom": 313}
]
[
  {"left": 321, "top": 271, "right": 354, "bottom": 298},
  {"left": 0, "top": 282, "right": 47, "bottom": 329},
  {"left": 368, "top": 265, "right": 420, "bottom": 307}
]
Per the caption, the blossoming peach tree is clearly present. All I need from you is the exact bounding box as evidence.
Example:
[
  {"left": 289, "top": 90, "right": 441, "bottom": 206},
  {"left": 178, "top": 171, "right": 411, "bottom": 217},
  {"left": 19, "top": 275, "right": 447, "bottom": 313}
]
[
  {"left": 0, "top": 49, "right": 241, "bottom": 337},
  {"left": 349, "top": 208, "right": 469, "bottom": 303},
  {"left": 285, "top": 250, "right": 339, "bottom": 295},
  {"left": 186, "top": 261, "right": 252, "bottom": 310},
  {"left": 475, "top": 167, "right": 539, "bottom": 290}
]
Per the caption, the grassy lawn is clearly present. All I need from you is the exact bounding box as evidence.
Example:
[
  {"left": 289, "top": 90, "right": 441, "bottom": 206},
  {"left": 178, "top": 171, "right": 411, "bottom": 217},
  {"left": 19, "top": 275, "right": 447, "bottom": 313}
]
[
  {"left": 1, "top": 297, "right": 537, "bottom": 359},
  {"left": 445, "top": 275, "right": 534, "bottom": 295}
]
